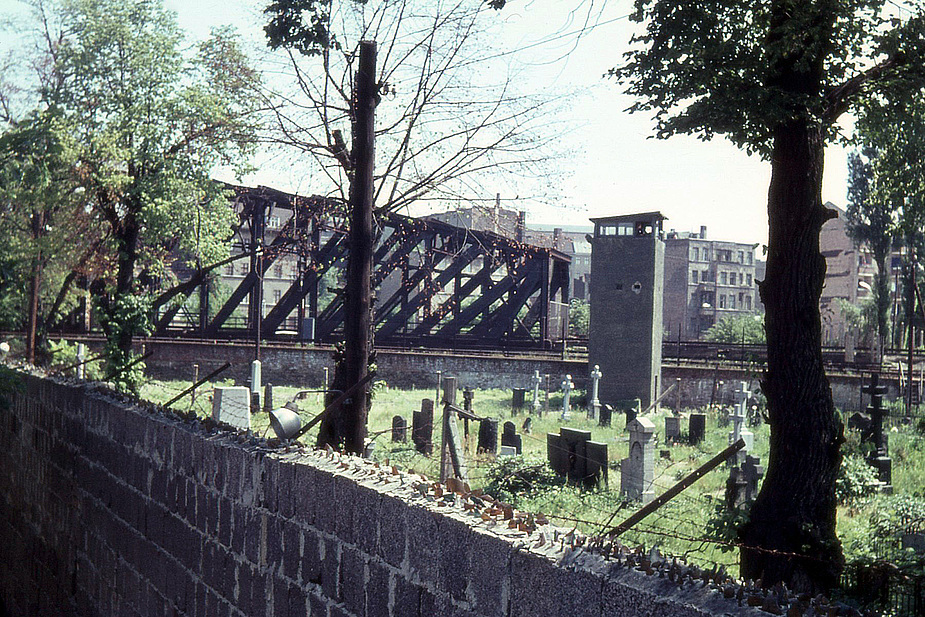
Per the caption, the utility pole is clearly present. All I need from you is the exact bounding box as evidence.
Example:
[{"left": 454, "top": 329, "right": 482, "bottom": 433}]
[{"left": 319, "top": 40, "right": 377, "bottom": 454}]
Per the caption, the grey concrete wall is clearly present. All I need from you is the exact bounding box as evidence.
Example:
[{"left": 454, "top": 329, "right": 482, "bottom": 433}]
[
  {"left": 127, "top": 339, "right": 882, "bottom": 412},
  {"left": 0, "top": 373, "right": 764, "bottom": 617}
]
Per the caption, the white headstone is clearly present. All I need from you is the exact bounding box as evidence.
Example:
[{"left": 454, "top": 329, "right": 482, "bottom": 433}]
[
  {"left": 76, "top": 343, "right": 86, "bottom": 379},
  {"left": 729, "top": 381, "right": 751, "bottom": 464},
  {"left": 560, "top": 374, "right": 574, "bottom": 421},
  {"left": 250, "top": 360, "right": 262, "bottom": 395},
  {"left": 621, "top": 417, "right": 656, "bottom": 504},
  {"left": 532, "top": 369, "right": 543, "bottom": 412},
  {"left": 212, "top": 386, "right": 251, "bottom": 430},
  {"left": 587, "top": 365, "right": 602, "bottom": 420},
  {"left": 499, "top": 445, "right": 518, "bottom": 457}
]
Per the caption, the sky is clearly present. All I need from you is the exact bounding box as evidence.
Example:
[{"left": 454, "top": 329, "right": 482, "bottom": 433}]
[{"left": 4, "top": 0, "right": 855, "bottom": 248}]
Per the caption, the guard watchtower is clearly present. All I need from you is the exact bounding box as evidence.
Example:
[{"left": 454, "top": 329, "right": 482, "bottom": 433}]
[{"left": 588, "top": 212, "right": 666, "bottom": 409}]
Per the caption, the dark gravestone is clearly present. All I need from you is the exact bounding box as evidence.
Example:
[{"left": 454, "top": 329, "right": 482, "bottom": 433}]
[
  {"left": 724, "top": 468, "right": 747, "bottom": 510},
  {"left": 463, "top": 388, "right": 474, "bottom": 412},
  {"left": 689, "top": 413, "right": 706, "bottom": 445},
  {"left": 849, "top": 412, "right": 871, "bottom": 433},
  {"left": 263, "top": 383, "right": 274, "bottom": 414},
  {"left": 391, "top": 415, "right": 408, "bottom": 442},
  {"left": 547, "top": 433, "right": 566, "bottom": 476},
  {"left": 598, "top": 404, "right": 613, "bottom": 427},
  {"left": 742, "top": 455, "right": 764, "bottom": 502},
  {"left": 625, "top": 407, "right": 637, "bottom": 426},
  {"left": 521, "top": 417, "right": 533, "bottom": 434},
  {"left": 585, "top": 441, "right": 609, "bottom": 487},
  {"left": 412, "top": 398, "right": 434, "bottom": 455},
  {"left": 501, "top": 421, "right": 522, "bottom": 455},
  {"left": 477, "top": 418, "right": 499, "bottom": 455},
  {"left": 512, "top": 388, "right": 527, "bottom": 415},
  {"left": 862, "top": 373, "right": 892, "bottom": 486}
]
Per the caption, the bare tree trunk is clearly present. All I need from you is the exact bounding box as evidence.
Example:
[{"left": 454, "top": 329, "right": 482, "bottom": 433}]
[
  {"left": 26, "top": 210, "right": 45, "bottom": 364},
  {"left": 318, "top": 41, "right": 377, "bottom": 454},
  {"left": 739, "top": 121, "right": 844, "bottom": 592}
]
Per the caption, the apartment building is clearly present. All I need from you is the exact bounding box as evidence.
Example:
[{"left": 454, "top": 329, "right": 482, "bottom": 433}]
[{"left": 663, "top": 226, "right": 760, "bottom": 340}]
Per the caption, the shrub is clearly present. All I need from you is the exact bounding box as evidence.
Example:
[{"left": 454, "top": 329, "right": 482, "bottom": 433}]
[
  {"left": 836, "top": 454, "right": 881, "bottom": 506},
  {"left": 483, "top": 455, "right": 563, "bottom": 503}
]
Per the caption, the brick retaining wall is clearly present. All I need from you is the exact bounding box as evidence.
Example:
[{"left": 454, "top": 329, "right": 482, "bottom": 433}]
[{"left": 0, "top": 372, "right": 765, "bottom": 616}]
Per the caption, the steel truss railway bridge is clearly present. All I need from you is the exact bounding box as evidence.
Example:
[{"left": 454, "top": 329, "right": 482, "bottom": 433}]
[{"left": 152, "top": 184, "right": 571, "bottom": 350}]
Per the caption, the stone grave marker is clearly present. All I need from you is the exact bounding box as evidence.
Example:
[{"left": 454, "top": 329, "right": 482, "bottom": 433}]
[
  {"left": 599, "top": 404, "right": 613, "bottom": 427},
  {"left": 521, "top": 417, "right": 533, "bottom": 434},
  {"left": 587, "top": 365, "right": 602, "bottom": 420},
  {"left": 724, "top": 468, "right": 748, "bottom": 510},
  {"left": 689, "top": 413, "right": 706, "bottom": 445},
  {"left": 212, "top": 386, "right": 251, "bottom": 430},
  {"left": 531, "top": 369, "right": 543, "bottom": 413},
  {"left": 547, "top": 427, "right": 608, "bottom": 487},
  {"left": 463, "top": 388, "right": 474, "bottom": 413},
  {"left": 665, "top": 416, "right": 681, "bottom": 443},
  {"left": 477, "top": 418, "right": 498, "bottom": 455},
  {"left": 512, "top": 388, "right": 527, "bottom": 415},
  {"left": 560, "top": 375, "right": 574, "bottom": 421},
  {"left": 728, "top": 382, "right": 754, "bottom": 466},
  {"left": 902, "top": 533, "right": 925, "bottom": 554},
  {"left": 621, "top": 417, "right": 655, "bottom": 504},
  {"left": 862, "top": 373, "right": 892, "bottom": 486},
  {"left": 501, "top": 421, "right": 522, "bottom": 455},
  {"left": 499, "top": 445, "right": 518, "bottom": 457},
  {"left": 392, "top": 415, "right": 408, "bottom": 442},
  {"left": 742, "top": 455, "right": 764, "bottom": 503},
  {"left": 412, "top": 398, "right": 434, "bottom": 455},
  {"left": 263, "top": 383, "right": 274, "bottom": 414}
]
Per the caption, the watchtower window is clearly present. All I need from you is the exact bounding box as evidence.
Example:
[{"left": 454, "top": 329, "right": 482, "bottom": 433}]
[
  {"left": 634, "top": 221, "right": 653, "bottom": 236},
  {"left": 618, "top": 222, "right": 634, "bottom": 236}
]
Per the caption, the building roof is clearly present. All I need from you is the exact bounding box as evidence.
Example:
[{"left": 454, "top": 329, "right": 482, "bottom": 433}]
[{"left": 589, "top": 212, "right": 667, "bottom": 224}]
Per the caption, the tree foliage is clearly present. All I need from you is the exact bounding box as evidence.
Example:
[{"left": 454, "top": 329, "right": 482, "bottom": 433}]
[
  {"left": 704, "top": 314, "right": 765, "bottom": 345},
  {"left": 615, "top": 0, "right": 925, "bottom": 592},
  {"left": 36, "top": 0, "right": 262, "bottom": 388}
]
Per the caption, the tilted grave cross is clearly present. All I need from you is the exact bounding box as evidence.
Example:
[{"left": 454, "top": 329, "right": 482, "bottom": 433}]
[
  {"left": 587, "top": 364, "right": 602, "bottom": 420},
  {"left": 560, "top": 374, "right": 574, "bottom": 421}
]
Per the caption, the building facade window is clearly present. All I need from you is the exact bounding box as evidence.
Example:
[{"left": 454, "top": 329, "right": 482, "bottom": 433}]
[
  {"left": 692, "top": 247, "right": 700, "bottom": 261},
  {"left": 738, "top": 251, "right": 744, "bottom": 263},
  {"left": 745, "top": 295, "right": 752, "bottom": 310},
  {"left": 747, "top": 273, "right": 753, "bottom": 286},
  {"left": 719, "top": 295, "right": 726, "bottom": 308},
  {"left": 720, "top": 272, "right": 727, "bottom": 285},
  {"left": 691, "top": 270, "right": 698, "bottom": 283},
  {"left": 729, "top": 272, "right": 736, "bottom": 285}
]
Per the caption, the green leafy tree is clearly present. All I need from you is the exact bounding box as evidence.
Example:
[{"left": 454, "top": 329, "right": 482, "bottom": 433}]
[
  {"left": 568, "top": 298, "right": 589, "bottom": 338},
  {"left": 704, "top": 314, "right": 766, "bottom": 345},
  {"left": 46, "top": 0, "right": 260, "bottom": 389},
  {"left": 0, "top": 107, "right": 99, "bottom": 363},
  {"left": 845, "top": 146, "right": 895, "bottom": 359},
  {"left": 614, "top": 0, "right": 925, "bottom": 591}
]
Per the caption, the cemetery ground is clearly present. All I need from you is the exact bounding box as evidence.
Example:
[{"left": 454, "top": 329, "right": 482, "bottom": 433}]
[{"left": 140, "top": 378, "right": 925, "bottom": 599}]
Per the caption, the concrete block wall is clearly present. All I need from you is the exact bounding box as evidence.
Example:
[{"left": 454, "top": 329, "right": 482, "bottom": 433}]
[{"left": 0, "top": 373, "right": 761, "bottom": 616}]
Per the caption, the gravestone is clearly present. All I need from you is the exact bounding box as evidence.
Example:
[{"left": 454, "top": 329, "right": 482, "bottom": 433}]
[
  {"left": 862, "top": 373, "right": 892, "bottom": 486},
  {"left": 724, "top": 468, "right": 748, "bottom": 510},
  {"left": 621, "top": 417, "right": 656, "bottom": 504},
  {"left": 463, "top": 388, "right": 474, "bottom": 413},
  {"left": 499, "top": 445, "right": 518, "bottom": 457},
  {"left": 512, "top": 388, "right": 527, "bottom": 415},
  {"left": 560, "top": 375, "right": 574, "bottom": 421},
  {"left": 501, "top": 421, "right": 522, "bottom": 455},
  {"left": 532, "top": 370, "right": 543, "bottom": 413},
  {"left": 263, "top": 383, "right": 274, "bottom": 414},
  {"left": 665, "top": 416, "right": 681, "bottom": 443},
  {"left": 599, "top": 404, "right": 613, "bottom": 427},
  {"left": 76, "top": 343, "right": 86, "bottom": 379},
  {"left": 521, "top": 417, "right": 533, "bottom": 434},
  {"left": 547, "top": 427, "right": 608, "bottom": 487},
  {"left": 902, "top": 533, "right": 925, "bottom": 554},
  {"left": 392, "top": 415, "right": 408, "bottom": 442},
  {"left": 742, "top": 455, "right": 764, "bottom": 503},
  {"left": 587, "top": 365, "right": 602, "bottom": 420},
  {"left": 689, "top": 413, "right": 706, "bottom": 445},
  {"left": 412, "top": 398, "right": 434, "bottom": 455},
  {"left": 477, "top": 418, "right": 499, "bottom": 455},
  {"left": 212, "top": 386, "right": 251, "bottom": 430},
  {"left": 728, "top": 382, "right": 754, "bottom": 466}
]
